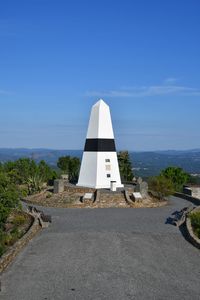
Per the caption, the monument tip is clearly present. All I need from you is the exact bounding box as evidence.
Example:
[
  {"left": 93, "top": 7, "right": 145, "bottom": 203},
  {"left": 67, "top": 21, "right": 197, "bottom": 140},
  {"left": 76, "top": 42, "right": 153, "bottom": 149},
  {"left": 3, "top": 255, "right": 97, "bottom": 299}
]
[{"left": 94, "top": 98, "right": 108, "bottom": 107}]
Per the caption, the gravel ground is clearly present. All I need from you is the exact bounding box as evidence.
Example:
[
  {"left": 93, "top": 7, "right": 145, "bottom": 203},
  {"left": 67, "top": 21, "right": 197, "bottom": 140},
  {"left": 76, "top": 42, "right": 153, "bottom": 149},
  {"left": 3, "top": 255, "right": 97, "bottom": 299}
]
[{"left": 0, "top": 196, "right": 200, "bottom": 300}]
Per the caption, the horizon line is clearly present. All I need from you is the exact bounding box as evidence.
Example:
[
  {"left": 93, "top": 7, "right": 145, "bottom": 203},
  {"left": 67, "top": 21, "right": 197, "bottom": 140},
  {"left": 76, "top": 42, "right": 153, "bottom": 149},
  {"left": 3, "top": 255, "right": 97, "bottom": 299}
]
[{"left": 0, "top": 147, "right": 200, "bottom": 152}]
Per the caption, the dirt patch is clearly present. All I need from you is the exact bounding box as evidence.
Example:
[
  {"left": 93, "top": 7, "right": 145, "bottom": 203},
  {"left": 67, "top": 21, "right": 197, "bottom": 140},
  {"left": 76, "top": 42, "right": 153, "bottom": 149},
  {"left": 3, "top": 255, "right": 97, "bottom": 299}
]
[
  {"left": 23, "top": 189, "right": 167, "bottom": 209},
  {"left": 23, "top": 190, "right": 82, "bottom": 208},
  {"left": 130, "top": 199, "right": 168, "bottom": 208}
]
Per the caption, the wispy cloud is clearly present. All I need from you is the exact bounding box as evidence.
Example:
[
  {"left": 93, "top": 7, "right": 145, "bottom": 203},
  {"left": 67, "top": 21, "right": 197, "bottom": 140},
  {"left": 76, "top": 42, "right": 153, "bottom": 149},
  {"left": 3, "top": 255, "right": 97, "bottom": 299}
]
[
  {"left": 163, "top": 77, "right": 179, "bottom": 84},
  {"left": 86, "top": 79, "right": 200, "bottom": 98},
  {"left": 0, "top": 89, "right": 14, "bottom": 96}
]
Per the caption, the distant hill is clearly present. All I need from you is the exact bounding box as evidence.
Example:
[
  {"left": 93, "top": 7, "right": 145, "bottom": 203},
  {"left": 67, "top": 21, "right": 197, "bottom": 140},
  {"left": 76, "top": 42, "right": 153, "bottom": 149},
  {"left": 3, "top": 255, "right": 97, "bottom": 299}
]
[
  {"left": 129, "top": 151, "right": 200, "bottom": 177},
  {"left": 0, "top": 148, "right": 200, "bottom": 177},
  {"left": 0, "top": 149, "right": 82, "bottom": 166}
]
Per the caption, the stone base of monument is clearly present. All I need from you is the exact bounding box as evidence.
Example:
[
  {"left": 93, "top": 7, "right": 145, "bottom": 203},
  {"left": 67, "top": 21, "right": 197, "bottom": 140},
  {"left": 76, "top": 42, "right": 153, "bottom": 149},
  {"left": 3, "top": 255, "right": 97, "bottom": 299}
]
[{"left": 23, "top": 181, "right": 167, "bottom": 209}]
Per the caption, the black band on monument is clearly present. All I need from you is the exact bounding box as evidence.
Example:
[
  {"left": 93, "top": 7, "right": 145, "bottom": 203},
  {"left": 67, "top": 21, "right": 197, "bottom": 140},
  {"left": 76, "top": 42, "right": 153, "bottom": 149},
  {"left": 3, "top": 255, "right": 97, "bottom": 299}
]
[{"left": 84, "top": 139, "right": 116, "bottom": 152}]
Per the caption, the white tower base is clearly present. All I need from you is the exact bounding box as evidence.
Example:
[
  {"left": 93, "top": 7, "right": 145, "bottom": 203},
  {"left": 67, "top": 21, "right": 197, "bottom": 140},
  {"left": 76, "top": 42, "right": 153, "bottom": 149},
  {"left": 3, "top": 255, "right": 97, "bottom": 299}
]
[{"left": 77, "top": 152, "right": 124, "bottom": 189}]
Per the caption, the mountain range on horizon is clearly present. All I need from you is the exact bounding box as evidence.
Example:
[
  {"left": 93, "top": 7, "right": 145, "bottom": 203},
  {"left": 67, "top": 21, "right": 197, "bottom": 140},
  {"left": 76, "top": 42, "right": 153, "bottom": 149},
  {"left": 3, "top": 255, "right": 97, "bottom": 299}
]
[
  {"left": 1, "top": 147, "right": 200, "bottom": 153},
  {"left": 1, "top": 148, "right": 200, "bottom": 178}
]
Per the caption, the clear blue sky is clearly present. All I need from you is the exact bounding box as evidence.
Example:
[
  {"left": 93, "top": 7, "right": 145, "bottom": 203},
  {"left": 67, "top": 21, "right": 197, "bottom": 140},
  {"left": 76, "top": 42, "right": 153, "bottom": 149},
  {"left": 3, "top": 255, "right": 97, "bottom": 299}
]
[{"left": 0, "top": 0, "right": 200, "bottom": 151}]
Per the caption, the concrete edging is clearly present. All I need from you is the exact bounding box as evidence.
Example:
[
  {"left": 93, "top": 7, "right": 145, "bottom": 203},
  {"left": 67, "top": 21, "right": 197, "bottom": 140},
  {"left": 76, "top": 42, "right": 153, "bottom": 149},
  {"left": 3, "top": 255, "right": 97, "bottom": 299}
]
[{"left": 0, "top": 215, "right": 41, "bottom": 274}]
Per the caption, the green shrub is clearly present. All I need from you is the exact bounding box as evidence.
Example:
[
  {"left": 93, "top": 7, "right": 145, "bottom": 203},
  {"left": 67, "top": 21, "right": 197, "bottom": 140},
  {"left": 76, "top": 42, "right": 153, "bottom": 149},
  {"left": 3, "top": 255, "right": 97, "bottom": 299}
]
[
  {"left": 0, "top": 242, "right": 6, "bottom": 257},
  {"left": 0, "top": 229, "right": 6, "bottom": 244},
  {"left": 10, "top": 227, "right": 21, "bottom": 245},
  {"left": 118, "top": 151, "right": 133, "bottom": 182},
  {"left": 4, "top": 233, "right": 13, "bottom": 246},
  {"left": 10, "top": 227, "right": 20, "bottom": 235},
  {"left": 2, "top": 228, "right": 21, "bottom": 246},
  {"left": 0, "top": 204, "right": 11, "bottom": 228},
  {"left": 148, "top": 175, "right": 174, "bottom": 200},
  {"left": 161, "top": 166, "right": 189, "bottom": 192},
  {"left": 19, "top": 187, "right": 28, "bottom": 197},
  {"left": 12, "top": 215, "right": 26, "bottom": 226},
  {"left": 190, "top": 211, "right": 200, "bottom": 239},
  {"left": 0, "top": 243, "right": 6, "bottom": 256},
  {"left": 46, "top": 193, "right": 52, "bottom": 198}
]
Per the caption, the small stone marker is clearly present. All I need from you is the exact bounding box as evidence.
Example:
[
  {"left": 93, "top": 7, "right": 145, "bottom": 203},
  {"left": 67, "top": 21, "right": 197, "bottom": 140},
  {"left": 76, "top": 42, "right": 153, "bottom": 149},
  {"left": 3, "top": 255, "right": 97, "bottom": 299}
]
[
  {"left": 54, "top": 179, "right": 64, "bottom": 194},
  {"left": 135, "top": 178, "right": 148, "bottom": 198},
  {"left": 138, "top": 177, "right": 143, "bottom": 184},
  {"left": 132, "top": 192, "right": 143, "bottom": 202}
]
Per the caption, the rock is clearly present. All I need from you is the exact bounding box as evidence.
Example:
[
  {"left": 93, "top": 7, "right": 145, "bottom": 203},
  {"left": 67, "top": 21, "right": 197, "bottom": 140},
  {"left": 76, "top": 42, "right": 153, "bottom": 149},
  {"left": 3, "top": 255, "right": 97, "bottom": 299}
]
[
  {"left": 61, "top": 174, "right": 69, "bottom": 182},
  {"left": 135, "top": 181, "right": 148, "bottom": 198},
  {"left": 54, "top": 179, "right": 64, "bottom": 194},
  {"left": 138, "top": 177, "right": 143, "bottom": 184}
]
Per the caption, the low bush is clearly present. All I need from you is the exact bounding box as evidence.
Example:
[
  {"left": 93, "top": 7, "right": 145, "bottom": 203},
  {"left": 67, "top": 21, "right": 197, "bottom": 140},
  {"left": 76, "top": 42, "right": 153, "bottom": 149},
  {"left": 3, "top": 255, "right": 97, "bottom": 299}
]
[
  {"left": 12, "top": 215, "right": 26, "bottom": 226},
  {"left": 0, "top": 229, "right": 6, "bottom": 256},
  {"left": 19, "top": 187, "right": 29, "bottom": 197},
  {"left": 0, "top": 204, "right": 11, "bottom": 227},
  {"left": 148, "top": 175, "right": 174, "bottom": 200},
  {"left": 2, "top": 227, "right": 20, "bottom": 247},
  {"left": 0, "top": 244, "right": 6, "bottom": 256},
  {"left": 46, "top": 193, "right": 52, "bottom": 198},
  {"left": 190, "top": 211, "right": 200, "bottom": 239},
  {"left": 3, "top": 233, "right": 13, "bottom": 246},
  {"left": 10, "top": 227, "right": 21, "bottom": 245}
]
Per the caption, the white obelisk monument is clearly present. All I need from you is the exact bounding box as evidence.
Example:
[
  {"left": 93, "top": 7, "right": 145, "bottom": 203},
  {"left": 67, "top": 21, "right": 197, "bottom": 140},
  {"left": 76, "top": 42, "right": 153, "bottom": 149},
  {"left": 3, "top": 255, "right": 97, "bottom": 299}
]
[{"left": 77, "top": 99, "right": 123, "bottom": 189}]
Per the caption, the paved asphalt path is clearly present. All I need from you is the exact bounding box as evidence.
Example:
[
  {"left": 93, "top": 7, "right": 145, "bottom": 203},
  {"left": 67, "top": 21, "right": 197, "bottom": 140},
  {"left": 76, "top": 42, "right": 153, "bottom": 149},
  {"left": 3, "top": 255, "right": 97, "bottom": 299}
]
[{"left": 1, "top": 196, "right": 200, "bottom": 300}]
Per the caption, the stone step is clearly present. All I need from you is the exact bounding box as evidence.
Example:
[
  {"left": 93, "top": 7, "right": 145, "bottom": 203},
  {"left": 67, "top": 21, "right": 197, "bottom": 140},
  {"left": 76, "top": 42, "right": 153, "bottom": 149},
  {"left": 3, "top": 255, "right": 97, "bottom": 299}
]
[{"left": 97, "top": 192, "right": 129, "bottom": 208}]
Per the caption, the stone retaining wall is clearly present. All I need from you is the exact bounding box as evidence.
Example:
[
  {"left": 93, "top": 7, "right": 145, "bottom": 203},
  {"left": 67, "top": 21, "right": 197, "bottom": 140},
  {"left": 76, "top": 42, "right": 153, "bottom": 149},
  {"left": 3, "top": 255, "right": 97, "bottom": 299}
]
[
  {"left": 0, "top": 215, "right": 41, "bottom": 274},
  {"left": 191, "top": 187, "right": 200, "bottom": 199},
  {"left": 64, "top": 186, "right": 96, "bottom": 193},
  {"left": 174, "top": 192, "right": 200, "bottom": 206},
  {"left": 124, "top": 190, "right": 134, "bottom": 207}
]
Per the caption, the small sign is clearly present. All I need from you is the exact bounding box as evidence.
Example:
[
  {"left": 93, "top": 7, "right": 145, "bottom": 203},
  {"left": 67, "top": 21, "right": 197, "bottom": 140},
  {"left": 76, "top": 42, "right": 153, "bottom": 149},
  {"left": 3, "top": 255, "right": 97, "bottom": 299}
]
[
  {"left": 84, "top": 193, "right": 93, "bottom": 199},
  {"left": 133, "top": 192, "right": 142, "bottom": 199}
]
